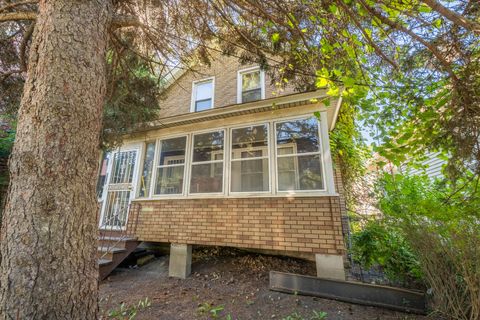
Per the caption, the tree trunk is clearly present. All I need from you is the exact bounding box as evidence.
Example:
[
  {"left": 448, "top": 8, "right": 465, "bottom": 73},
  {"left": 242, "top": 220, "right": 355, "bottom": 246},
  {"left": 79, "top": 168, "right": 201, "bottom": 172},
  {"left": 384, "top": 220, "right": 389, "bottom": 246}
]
[{"left": 0, "top": 1, "right": 110, "bottom": 318}]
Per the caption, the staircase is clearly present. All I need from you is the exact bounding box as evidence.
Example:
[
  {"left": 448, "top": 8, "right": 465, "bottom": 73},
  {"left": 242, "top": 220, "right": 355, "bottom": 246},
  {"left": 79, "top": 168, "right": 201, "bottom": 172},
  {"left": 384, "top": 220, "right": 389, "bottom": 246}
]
[
  {"left": 97, "top": 203, "right": 142, "bottom": 280},
  {"left": 98, "top": 233, "right": 141, "bottom": 280}
]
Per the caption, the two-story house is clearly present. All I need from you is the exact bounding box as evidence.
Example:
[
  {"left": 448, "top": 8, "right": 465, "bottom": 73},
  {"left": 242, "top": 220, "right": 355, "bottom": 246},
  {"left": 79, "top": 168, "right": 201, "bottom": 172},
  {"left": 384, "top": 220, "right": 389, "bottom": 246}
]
[{"left": 96, "top": 51, "right": 348, "bottom": 281}]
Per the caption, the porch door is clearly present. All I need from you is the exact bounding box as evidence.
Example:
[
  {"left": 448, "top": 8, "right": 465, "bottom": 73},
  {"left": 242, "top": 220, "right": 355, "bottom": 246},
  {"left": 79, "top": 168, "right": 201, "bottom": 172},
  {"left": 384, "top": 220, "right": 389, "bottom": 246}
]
[{"left": 100, "top": 149, "right": 139, "bottom": 229}]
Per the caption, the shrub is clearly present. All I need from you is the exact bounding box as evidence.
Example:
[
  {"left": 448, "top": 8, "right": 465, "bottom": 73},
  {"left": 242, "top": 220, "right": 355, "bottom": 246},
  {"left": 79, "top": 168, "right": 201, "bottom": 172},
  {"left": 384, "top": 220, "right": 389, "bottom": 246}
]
[
  {"left": 351, "top": 220, "right": 422, "bottom": 285},
  {"left": 378, "top": 173, "right": 480, "bottom": 320}
]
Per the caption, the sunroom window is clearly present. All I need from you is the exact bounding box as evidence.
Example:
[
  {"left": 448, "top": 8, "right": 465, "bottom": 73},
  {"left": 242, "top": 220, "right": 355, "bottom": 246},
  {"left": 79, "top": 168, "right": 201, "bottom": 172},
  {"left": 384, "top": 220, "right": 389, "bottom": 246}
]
[
  {"left": 138, "top": 141, "right": 156, "bottom": 197},
  {"left": 230, "top": 124, "right": 269, "bottom": 192},
  {"left": 190, "top": 131, "right": 224, "bottom": 193},
  {"left": 154, "top": 136, "right": 187, "bottom": 195},
  {"left": 276, "top": 118, "right": 324, "bottom": 191},
  {"left": 239, "top": 68, "right": 263, "bottom": 103},
  {"left": 192, "top": 79, "right": 213, "bottom": 112}
]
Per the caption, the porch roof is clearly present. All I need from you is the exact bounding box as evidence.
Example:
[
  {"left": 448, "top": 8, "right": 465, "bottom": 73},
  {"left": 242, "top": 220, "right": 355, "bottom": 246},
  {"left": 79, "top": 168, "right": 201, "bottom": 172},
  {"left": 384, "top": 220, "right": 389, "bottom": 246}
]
[{"left": 132, "top": 88, "right": 342, "bottom": 134}]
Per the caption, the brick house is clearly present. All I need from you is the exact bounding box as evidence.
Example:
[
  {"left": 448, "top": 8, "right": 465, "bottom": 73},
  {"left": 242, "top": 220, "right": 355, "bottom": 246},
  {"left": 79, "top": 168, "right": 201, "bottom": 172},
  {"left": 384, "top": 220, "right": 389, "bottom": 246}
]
[{"left": 97, "top": 52, "right": 348, "bottom": 280}]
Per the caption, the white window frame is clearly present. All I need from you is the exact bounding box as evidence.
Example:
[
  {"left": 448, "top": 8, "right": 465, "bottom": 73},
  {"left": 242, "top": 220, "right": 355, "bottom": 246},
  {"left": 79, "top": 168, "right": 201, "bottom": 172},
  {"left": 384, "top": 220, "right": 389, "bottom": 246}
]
[
  {"left": 229, "top": 123, "right": 271, "bottom": 195},
  {"left": 187, "top": 129, "right": 226, "bottom": 196},
  {"left": 274, "top": 116, "right": 328, "bottom": 194},
  {"left": 237, "top": 66, "right": 265, "bottom": 104},
  {"left": 132, "top": 113, "right": 336, "bottom": 200},
  {"left": 151, "top": 134, "right": 189, "bottom": 197},
  {"left": 191, "top": 77, "right": 215, "bottom": 112},
  {"left": 136, "top": 140, "right": 157, "bottom": 199}
]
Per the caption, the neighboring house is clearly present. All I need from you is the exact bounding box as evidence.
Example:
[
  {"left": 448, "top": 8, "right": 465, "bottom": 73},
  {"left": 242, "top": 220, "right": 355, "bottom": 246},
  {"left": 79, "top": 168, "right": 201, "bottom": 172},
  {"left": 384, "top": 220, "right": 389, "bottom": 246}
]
[
  {"left": 96, "top": 52, "right": 347, "bottom": 281},
  {"left": 400, "top": 152, "right": 446, "bottom": 180}
]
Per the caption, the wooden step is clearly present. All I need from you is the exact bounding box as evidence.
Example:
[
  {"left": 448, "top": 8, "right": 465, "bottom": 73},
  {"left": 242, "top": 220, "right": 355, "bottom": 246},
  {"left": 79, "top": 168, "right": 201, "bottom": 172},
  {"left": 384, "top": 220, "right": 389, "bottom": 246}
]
[
  {"left": 98, "top": 259, "right": 113, "bottom": 266},
  {"left": 98, "top": 236, "right": 138, "bottom": 248},
  {"left": 97, "top": 246, "right": 126, "bottom": 260},
  {"left": 98, "top": 238, "right": 141, "bottom": 280}
]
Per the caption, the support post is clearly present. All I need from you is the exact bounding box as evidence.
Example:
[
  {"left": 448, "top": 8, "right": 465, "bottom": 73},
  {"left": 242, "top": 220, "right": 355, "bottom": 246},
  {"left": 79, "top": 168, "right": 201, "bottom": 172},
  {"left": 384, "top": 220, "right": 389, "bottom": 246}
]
[
  {"left": 168, "top": 243, "right": 192, "bottom": 279},
  {"left": 315, "top": 254, "right": 345, "bottom": 280}
]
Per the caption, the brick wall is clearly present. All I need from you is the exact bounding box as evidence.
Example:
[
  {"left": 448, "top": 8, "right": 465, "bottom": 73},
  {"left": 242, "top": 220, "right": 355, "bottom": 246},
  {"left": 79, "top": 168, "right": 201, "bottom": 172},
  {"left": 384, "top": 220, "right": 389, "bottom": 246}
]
[
  {"left": 134, "top": 196, "right": 345, "bottom": 256},
  {"left": 158, "top": 51, "right": 296, "bottom": 118}
]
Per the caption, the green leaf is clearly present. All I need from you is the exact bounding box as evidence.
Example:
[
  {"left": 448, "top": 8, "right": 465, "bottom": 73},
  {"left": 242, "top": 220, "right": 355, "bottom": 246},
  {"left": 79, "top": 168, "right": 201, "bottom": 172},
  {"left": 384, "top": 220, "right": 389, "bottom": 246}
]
[{"left": 271, "top": 33, "right": 280, "bottom": 43}]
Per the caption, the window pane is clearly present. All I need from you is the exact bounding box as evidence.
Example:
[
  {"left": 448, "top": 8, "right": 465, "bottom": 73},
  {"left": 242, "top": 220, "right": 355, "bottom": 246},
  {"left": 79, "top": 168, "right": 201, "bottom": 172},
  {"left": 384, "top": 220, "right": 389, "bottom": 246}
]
[
  {"left": 231, "top": 158, "right": 269, "bottom": 192},
  {"left": 242, "top": 71, "right": 260, "bottom": 91},
  {"left": 96, "top": 152, "right": 110, "bottom": 199},
  {"left": 190, "top": 163, "right": 223, "bottom": 193},
  {"left": 242, "top": 88, "right": 261, "bottom": 103},
  {"left": 138, "top": 142, "right": 156, "bottom": 197},
  {"left": 110, "top": 150, "right": 136, "bottom": 184},
  {"left": 195, "top": 99, "right": 212, "bottom": 111},
  {"left": 276, "top": 118, "right": 321, "bottom": 154},
  {"left": 195, "top": 81, "right": 213, "bottom": 101},
  {"left": 192, "top": 131, "right": 224, "bottom": 162},
  {"left": 277, "top": 154, "right": 324, "bottom": 191},
  {"left": 231, "top": 125, "right": 268, "bottom": 159},
  {"left": 155, "top": 166, "right": 185, "bottom": 195},
  {"left": 159, "top": 136, "right": 186, "bottom": 166}
]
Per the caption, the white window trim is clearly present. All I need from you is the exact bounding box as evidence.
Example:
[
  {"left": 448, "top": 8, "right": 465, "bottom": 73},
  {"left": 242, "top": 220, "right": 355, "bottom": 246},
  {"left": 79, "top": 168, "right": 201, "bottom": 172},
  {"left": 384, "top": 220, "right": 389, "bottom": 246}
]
[
  {"left": 229, "top": 123, "right": 272, "bottom": 195},
  {"left": 132, "top": 113, "right": 337, "bottom": 201},
  {"left": 237, "top": 66, "right": 265, "bottom": 104},
  {"left": 191, "top": 77, "right": 215, "bottom": 112},
  {"left": 136, "top": 140, "right": 157, "bottom": 199},
  {"left": 187, "top": 129, "right": 226, "bottom": 196},
  {"left": 152, "top": 134, "right": 189, "bottom": 197},
  {"left": 274, "top": 116, "right": 328, "bottom": 194}
]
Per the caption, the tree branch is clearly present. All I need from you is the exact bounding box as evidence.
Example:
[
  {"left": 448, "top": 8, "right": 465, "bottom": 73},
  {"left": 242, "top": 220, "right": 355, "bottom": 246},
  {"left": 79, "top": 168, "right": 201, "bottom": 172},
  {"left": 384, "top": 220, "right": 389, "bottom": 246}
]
[
  {"left": 358, "top": 0, "right": 458, "bottom": 81},
  {"left": 422, "top": 0, "right": 480, "bottom": 35},
  {"left": 110, "top": 14, "right": 142, "bottom": 29},
  {"left": 0, "top": 11, "right": 36, "bottom": 22},
  {"left": 20, "top": 22, "right": 35, "bottom": 71},
  {"left": 0, "top": 0, "right": 37, "bottom": 13}
]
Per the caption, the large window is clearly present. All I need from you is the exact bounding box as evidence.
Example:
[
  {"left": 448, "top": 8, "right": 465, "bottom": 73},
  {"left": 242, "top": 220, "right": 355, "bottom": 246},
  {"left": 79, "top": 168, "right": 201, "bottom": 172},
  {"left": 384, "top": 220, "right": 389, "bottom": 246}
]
[
  {"left": 230, "top": 124, "right": 269, "bottom": 192},
  {"left": 192, "top": 78, "right": 214, "bottom": 112},
  {"left": 134, "top": 115, "right": 330, "bottom": 198},
  {"left": 238, "top": 68, "right": 264, "bottom": 103},
  {"left": 190, "top": 131, "right": 225, "bottom": 193},
  {"left": 275, "top": 118, "right": 325, "bottom": 191},
  {"left": 154, "top": 136, "right": 187, "bottom": 195}
]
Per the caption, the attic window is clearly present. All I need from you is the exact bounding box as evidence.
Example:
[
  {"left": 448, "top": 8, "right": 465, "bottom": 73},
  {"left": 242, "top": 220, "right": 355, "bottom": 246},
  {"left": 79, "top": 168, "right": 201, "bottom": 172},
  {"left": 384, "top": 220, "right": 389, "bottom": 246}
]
[
  {"left": 238, "top": 67, "right": 265, "bottom": 103},
  {"left": 192, "top": 78, "right": 214, "bottom": 112}
]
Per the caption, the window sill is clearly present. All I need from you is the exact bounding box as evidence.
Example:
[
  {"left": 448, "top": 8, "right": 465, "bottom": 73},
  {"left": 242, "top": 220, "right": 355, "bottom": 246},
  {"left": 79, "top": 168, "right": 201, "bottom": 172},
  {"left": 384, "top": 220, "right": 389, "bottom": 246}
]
[{"left": 133, "top": 192, "right": 340, "bottom": 201}]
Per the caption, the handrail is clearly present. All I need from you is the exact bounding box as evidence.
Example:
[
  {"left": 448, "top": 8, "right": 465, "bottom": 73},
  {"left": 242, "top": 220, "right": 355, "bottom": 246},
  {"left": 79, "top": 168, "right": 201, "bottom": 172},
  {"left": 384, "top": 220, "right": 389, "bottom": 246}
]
[{"left": 98, "top": 202, "right": 142, "bottom": 261}]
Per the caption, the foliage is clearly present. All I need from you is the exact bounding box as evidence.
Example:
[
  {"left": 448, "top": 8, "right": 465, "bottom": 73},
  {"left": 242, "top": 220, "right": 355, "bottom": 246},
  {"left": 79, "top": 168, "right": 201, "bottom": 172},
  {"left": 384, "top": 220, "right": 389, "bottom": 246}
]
[
  {"left": 282, "top": 310, "right": 328, "bottom": 320},
  {"left": 197, "top": 302, "right": 226, "bottom": 319},
  {"left": 105, "top": 298, "right": 151, "bottom": 320},
  {"left": 0, "top": 121, "right": 15, "bottom": 158},
  {"left": 351, "top": 219, "right": 422, "bottom": 284},
  {"left": 377, "top": 173, "right": 480, "bottom": 320},
  {"left": 101, "top": 36, "right": 161, "bottom": 149},
  {"left": 326, "top": 101, "right": 369, "bottom": 205}
]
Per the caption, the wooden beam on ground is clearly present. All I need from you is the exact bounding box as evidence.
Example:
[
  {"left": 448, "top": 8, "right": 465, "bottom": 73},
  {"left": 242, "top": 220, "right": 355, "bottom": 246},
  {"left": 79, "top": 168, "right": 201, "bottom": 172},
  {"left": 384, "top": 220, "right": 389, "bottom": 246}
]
[{"left": 269, "top": 271, "right": 426, "bottom": 315}]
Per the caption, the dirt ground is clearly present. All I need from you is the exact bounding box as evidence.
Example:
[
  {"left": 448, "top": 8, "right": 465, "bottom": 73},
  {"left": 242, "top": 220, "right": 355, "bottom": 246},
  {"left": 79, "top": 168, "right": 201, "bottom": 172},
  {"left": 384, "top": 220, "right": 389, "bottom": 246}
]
[{"left": 99, "top": 248, "right": 427, "bottom": 320}]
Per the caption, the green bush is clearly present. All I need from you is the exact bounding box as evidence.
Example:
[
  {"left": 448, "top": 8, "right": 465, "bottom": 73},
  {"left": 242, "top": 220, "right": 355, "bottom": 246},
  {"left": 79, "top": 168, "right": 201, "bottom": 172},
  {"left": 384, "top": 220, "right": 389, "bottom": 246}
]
[
  {"left": 351, "top": 220, "right": 422, "bottom": 284},
  {"left": 377, "top": 173, "right": 480, "bottom": 320}
]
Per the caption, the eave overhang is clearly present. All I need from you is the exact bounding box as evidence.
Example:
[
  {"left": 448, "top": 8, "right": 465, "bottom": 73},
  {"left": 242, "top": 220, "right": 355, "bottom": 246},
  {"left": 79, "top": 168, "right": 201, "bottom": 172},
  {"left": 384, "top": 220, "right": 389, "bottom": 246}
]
[{"left": 131, "top": 89, "right": 342, "bottom": 135}]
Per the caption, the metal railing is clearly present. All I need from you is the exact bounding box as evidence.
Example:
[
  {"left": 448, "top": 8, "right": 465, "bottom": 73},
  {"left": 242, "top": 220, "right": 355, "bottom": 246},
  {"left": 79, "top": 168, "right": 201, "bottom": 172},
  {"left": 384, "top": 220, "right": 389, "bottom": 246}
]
[{"left": 98, "top": 202, "right": 142, "bottom": 261}]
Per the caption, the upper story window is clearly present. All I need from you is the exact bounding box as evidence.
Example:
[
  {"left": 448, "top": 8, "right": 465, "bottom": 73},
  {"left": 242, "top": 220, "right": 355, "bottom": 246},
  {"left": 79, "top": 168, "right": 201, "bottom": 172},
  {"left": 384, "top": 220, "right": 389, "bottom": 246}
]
[
  {"left": 192, "top": 78, "right": 214, "bottom": 112},
  {"left": 238, "top": 67, "right": 265, "bottom": 103}
]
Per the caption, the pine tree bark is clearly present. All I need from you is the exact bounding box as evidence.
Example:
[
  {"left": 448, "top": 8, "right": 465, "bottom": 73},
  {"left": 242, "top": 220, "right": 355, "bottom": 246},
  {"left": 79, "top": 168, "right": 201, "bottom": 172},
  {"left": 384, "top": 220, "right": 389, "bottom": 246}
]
[{"left": 0, "top": 1, "right": 110, "bottom": 318}]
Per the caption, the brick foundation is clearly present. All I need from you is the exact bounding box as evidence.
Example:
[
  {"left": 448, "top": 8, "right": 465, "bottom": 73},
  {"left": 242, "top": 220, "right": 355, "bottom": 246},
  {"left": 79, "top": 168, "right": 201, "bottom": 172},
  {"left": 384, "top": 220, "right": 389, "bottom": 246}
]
[{"left": 134, "top": 196, "right": 345, "bottom": 255}]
